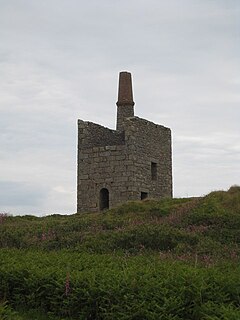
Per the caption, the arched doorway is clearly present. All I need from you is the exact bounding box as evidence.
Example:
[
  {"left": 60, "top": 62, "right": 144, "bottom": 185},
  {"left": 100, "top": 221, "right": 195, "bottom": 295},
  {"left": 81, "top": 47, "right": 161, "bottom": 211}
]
[{"left": 99, "top": 188, "right": 109, "bottom": 211}]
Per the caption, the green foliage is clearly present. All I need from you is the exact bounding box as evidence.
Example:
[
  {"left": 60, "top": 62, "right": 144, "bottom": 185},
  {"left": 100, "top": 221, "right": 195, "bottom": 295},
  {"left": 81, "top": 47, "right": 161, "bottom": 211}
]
[
  {"left": 0, "top": 302, "right": 70, "bottom": 320},
  {"left": 1, "top": 187, "right": 240, "bottom": 260},
  {"left": 0, "top": 186, "right": 240, "bottom": 318},
  {"left": 0, "top": 301, "right": 23, "bottom": 320},
  {"left": 0, "top": 250, "right": 240, "bottom": 319}
]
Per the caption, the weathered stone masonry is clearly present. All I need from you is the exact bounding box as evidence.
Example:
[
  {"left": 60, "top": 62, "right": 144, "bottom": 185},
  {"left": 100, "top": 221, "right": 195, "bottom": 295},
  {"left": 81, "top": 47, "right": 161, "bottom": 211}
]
[{"left": 77, "top": 71, "right": 172, "bottom": 212}]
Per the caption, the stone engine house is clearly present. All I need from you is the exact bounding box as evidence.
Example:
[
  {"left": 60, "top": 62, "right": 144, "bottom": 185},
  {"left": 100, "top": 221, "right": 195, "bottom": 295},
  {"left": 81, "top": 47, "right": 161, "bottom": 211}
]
[{"left": 77, "top": 72, "right": 172, "bottom": 212}]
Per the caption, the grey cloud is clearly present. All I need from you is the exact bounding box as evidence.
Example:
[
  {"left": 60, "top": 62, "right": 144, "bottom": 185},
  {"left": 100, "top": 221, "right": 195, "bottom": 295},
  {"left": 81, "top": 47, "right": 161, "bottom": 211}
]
[
  {"left": 0, "top": 0, "right": 239, "bottom": 214},
  {"left": 0, "top": 181, "right": 46, "bottom": 206}
]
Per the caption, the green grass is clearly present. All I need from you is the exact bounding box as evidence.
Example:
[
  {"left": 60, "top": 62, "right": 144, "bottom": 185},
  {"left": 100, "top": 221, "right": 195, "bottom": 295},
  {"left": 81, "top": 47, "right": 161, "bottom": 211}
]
[{"left": 0, "top": 186, "right": 240, "bottom": 319}]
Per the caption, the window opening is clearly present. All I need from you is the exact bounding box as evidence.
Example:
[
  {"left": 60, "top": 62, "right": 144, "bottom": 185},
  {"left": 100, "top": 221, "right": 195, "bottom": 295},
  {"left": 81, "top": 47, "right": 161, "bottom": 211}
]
[
  {"left": 151, "top": 162, "right": 157, "bottom": 180},
  {"left": 99, "top": 188, "right": 109, "bottom": 211}
]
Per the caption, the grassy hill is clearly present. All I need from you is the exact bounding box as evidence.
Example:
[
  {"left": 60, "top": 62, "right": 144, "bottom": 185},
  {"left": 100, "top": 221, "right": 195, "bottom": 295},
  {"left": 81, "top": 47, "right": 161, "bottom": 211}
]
[{"left": 0, "top": 186, "right": 240, "bottom": 319}]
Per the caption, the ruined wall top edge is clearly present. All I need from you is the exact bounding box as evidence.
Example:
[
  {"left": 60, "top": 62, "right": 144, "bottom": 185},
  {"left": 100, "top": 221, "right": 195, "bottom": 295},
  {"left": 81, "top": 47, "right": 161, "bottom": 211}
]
[
  {"left": 123, "top": 116, "right": 171, "bottom": 132},
  {"left": 78, "top": 119, "right": 125, "bottom": 149},
  {"left": 78, "top": 119, "right": 116, "bottom": 133}
]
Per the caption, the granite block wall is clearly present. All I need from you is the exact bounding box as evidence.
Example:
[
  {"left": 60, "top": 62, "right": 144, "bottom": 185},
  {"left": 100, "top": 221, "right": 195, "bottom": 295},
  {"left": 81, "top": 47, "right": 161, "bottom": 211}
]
[
  {"left": 77, "top": 71, "right": 172, "bottom": 213},
  {"left": 124, "top": 117, "right": 172, "bottom": 199},
  {"left": 77, "top": 117, "right": 172, "bottom": 212}
]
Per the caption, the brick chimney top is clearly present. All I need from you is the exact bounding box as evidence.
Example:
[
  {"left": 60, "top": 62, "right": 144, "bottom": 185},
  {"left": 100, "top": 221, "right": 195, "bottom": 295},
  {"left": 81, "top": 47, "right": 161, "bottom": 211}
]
[{"left": 116, "top": 71, "right": 135, "bottom": 107}]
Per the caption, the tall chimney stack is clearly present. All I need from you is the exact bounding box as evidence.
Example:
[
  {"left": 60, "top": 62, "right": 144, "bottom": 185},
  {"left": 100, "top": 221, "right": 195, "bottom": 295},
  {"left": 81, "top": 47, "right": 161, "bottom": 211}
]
[{"left": 116, "top": 71, "right": 135, "bottom": 131}]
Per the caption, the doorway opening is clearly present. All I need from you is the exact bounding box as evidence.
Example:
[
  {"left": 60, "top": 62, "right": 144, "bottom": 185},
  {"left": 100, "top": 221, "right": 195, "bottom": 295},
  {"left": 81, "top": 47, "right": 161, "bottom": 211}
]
[
  {"left": 141, "top": 192, "right": 148, "bottom": 200},
  {"left": 99, "top": 188, "right": 109, "bottom": 211}
]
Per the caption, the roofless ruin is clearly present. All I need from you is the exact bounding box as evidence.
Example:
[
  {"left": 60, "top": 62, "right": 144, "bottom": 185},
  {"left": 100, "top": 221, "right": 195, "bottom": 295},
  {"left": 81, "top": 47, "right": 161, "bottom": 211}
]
[{"left": 77, "top": 72, "right": 172, "bottom": 212}]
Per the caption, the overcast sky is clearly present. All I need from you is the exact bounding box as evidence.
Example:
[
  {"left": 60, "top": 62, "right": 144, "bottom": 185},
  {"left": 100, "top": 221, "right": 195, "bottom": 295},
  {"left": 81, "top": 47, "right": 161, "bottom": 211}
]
[{"left": 0, "top": 0, "right": 239, "bottom": 215}]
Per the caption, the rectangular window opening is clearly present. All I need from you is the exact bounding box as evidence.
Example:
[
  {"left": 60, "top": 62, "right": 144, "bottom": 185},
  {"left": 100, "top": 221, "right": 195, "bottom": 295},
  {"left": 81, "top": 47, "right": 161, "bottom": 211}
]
[
  {"left": 151, "top": 162, "right": 157, "bottom": 180},
  {"left": 141, "top": 192, "right": 148, "bottom": 200}
]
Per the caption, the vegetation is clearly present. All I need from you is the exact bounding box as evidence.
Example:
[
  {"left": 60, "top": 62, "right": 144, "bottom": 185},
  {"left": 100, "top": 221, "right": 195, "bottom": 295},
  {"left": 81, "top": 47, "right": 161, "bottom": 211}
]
[{"left": 0, "top": 186, "right": 240, "bottom": 319}]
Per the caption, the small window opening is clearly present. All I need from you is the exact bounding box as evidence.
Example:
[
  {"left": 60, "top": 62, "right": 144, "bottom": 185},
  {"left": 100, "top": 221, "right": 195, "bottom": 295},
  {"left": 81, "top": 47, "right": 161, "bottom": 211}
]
[
  {"left": 99, "top": 188, "right": 109, "bottom": 211},
  {"left": 141, "top": 192, "right": 148, "bottom": 200},
  {"left": 151, "top": 162, "right": 157, "bottom": 180}
]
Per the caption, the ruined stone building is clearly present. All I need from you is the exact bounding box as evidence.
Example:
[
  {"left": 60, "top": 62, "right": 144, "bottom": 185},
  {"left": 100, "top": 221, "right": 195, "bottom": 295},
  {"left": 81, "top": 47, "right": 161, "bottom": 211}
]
[{"left": 77, "top": 72, "right": 172, "bottom": 212}]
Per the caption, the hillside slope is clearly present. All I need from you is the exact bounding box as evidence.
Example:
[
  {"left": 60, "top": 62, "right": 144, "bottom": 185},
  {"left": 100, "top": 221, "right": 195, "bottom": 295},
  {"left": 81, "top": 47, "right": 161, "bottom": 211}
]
[
  {"left": 0, "top": 186, "right": 240, "bottom": 319},
  {"left": 1, "top": 186, "right": 240, "bottom": 260}
]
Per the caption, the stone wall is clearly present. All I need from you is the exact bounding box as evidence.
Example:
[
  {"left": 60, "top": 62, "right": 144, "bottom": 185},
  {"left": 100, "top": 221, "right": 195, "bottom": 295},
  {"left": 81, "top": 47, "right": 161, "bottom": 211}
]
[
  {"left": 116, "top": 105, "right": 134, "bottom": 132},
  {"left": 124, "top": 117, "right": 172, "bottom": 199},
  {"left": 77, "top": 144, "right": 136, "bottom": 212},
  {"left": 77, "top": 120, "right": 132, "bottom": 212},
  {"left": 77, "top": 116, "right": 172, "bottom": 212},
  {"left": 78, "top": 120, "right": 124, "bottom": 148},
  {"left": 77, "top": 71, "right": 172, "bottom": 212}
]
